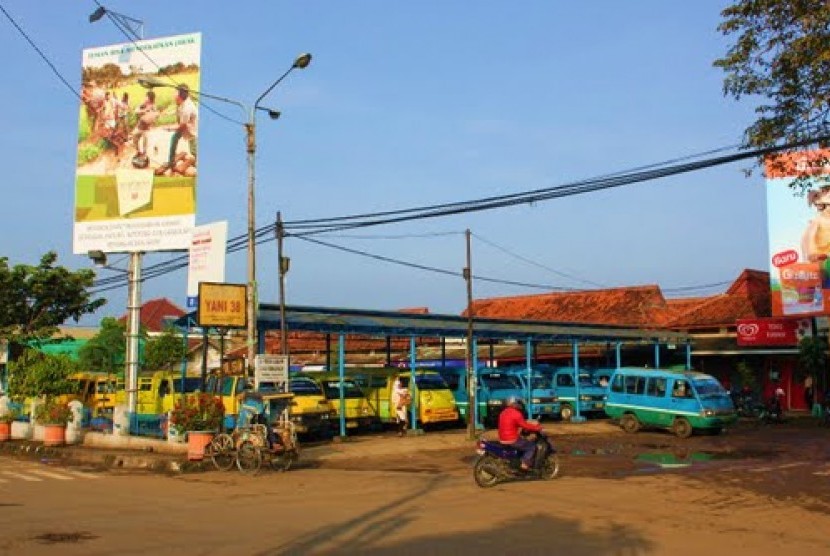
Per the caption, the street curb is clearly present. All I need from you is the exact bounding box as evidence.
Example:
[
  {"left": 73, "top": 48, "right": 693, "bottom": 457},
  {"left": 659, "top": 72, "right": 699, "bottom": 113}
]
[{"left": 0, "top": 440, "right": 197, "bottom": 474}]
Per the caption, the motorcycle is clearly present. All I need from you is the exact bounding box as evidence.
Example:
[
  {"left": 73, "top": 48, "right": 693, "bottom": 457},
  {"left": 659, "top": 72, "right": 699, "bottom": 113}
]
[
  {"left": 757, "top": 396, "right": 784, "bottom": 425},
  {"left": 473, "top": 432, "right": 560, "bottom": 488}
]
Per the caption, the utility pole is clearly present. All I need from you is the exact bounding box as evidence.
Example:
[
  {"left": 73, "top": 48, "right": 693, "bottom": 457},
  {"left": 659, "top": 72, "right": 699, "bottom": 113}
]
[
  {"left": 464, "top": 229, "right": 476, "bottom": 440},
  {"left": 277, "top": 212, "right": 289, "bottom": 359},
  {"left": 126, "top": 252, "right": 143, "bottom": 420}
]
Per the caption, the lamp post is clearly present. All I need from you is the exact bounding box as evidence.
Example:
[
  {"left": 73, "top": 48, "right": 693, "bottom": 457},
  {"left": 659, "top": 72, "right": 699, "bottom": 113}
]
[{"left": 139, "top": 52, "right": 311, "bottom": 375}]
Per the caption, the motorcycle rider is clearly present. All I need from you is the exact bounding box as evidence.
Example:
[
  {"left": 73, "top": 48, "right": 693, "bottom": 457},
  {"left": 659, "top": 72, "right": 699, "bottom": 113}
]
[{"left": 497, "top": 396, "right": 543, "bottom": 471}]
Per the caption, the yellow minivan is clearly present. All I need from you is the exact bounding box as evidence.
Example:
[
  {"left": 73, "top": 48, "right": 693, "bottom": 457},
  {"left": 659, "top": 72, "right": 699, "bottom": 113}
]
[
  {"left": 303, "top": 374, "right": 378, "bottom": 430},
  {"left": 351, "top": 368, "right": 459, "bottom": 426}
]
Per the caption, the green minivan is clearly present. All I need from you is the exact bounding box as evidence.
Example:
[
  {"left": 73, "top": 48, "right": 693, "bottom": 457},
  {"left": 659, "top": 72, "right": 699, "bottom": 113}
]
[{"left": 605, "top": 368, "right": 737, "bottom": 438}]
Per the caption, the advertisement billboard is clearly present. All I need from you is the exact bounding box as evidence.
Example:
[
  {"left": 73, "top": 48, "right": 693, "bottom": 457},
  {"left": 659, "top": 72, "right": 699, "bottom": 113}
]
[
  {"left": 765, "top": 148, "right": 830, "bottom": 316},
  {"left": 74, "top": 33, "right": 201, "bottom": 254}
]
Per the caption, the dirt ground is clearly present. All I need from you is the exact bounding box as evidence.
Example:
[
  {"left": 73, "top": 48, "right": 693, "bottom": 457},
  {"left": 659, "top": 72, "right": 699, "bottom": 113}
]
[{"left": 2, "top": 418, "right": 830, "bottom": 555}]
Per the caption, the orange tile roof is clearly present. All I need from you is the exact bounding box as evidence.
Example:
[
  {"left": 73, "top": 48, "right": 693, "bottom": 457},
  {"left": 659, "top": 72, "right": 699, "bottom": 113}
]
[
  {"left": 466, "top": 269, "right": 772, "bottom": 330},
  {"left": 118, "top": 297, "right": 186, "bottom": 333}
]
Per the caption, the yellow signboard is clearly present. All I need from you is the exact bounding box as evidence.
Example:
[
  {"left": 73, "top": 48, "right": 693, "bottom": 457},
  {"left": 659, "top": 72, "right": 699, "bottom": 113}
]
[{"left": 197, "top": 282, "right": 247, "bottom": 328}]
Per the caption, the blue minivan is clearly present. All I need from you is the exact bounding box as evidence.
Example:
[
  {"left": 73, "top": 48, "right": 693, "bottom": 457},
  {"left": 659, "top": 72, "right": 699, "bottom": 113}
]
[
  {"left": 501, "top": 367, "right": 560, "bottom": 420},
  {"left": 605, "top": 367, "right": 736, "bottom": 437},
  {"left": 538, "top": 367, "right": 607, "bottom": 421},
  {"left": 438, "top": 368, "right": 531, "bottom": 427}
]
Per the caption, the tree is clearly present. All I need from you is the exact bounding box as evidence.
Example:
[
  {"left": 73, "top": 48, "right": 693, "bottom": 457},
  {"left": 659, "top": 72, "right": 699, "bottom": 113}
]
[
  {"left": 714, "top": 1, "right": 830, "bottom": 149},
  {"left": 6, "top": 349, "right": 79, "bottom": 401},
  {"left": 144, "top": 327, "right": 186, "bottom": 371},
  {"left": 798, "top": 335, "right": 826, "bottom": 404},
  {"left": 78, "top": 317, "right": 126, "bottom": 376},
  {"left": 0, "top": 252, "right": 105, "bottom": 352}
]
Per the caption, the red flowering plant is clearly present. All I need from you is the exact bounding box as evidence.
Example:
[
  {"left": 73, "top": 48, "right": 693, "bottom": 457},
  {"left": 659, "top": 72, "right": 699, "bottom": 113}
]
[
  {"left": 169, "top": 394, "right": 224, "bottom": 434},
  {"left": 34, "top": 398, "right": 74, "bottom": 426}
]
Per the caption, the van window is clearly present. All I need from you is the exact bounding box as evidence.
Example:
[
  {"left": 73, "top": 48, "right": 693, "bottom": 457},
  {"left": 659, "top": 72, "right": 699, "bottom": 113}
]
[
  {"left": 322, "top": 380, "right": 363, "bottom": 399},
  {"left": 624, "top": 375, "right": 646, "bottom": 395},
  {"left": 481, "top": 374, "right": 521, "bottom": 391},
  {"left": 440, "top": 371, "right": 460, "bottom": 391},
  {"left": 556, "top": 374, "right": 575, "bottom": 387},
  {"left": 646, "top": 377, "right": 667, "bottom": 397},
  {"left": 290, "top": 378, "right": 323, "bottom": 396},
  {"left": 692, "top": 378, "right": 725, "bottom": 398},
  {"left": 414, "top": 374, "right": 450, "bottom": 391},
  {"left": 139, "top": 379, "right": 153, "bottom": 392},
  {"left": 611, "top": 375, "right": 624, "bottom": 393},
  {"left": 672, "top": 379, "right": 694, "bottom": 398}
]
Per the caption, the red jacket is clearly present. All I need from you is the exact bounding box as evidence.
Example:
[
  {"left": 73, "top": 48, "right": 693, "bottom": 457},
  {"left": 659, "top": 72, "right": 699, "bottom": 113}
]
[{"left": 498, "top": 406, "right": 542, "bottom": 443}]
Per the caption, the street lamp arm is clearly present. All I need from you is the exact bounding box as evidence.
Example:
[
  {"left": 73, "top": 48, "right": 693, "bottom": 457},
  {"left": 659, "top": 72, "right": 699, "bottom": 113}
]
[{"left": 254, "top": 66, "right": 295, "bottom": 111}]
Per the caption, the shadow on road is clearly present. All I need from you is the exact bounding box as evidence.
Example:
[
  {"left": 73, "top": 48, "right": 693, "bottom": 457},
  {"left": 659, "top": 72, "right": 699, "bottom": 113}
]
[{"left": 264, "top": 473, "right": 652, "bottom": 556}]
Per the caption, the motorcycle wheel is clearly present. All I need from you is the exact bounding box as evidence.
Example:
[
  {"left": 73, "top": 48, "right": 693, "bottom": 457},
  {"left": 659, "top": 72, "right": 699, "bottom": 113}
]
[
  {"left": 473, "top": 455, "right": 500, "bottom": 488},
  {"left": 539, "top": 454, "right": 560, "bottom": 480}
]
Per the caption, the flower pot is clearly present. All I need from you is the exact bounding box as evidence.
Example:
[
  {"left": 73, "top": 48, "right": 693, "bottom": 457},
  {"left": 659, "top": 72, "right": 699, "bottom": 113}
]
[
  {"left": 11, "top": 421, "right": 31, "bottom": 440},
  {"left": 0, "top": 422, "right": 10, "bottom": 442},
  {"left": 187, "top": 431, "right": 214, "bottom": 461},
  {"left": 42, "top": 424, "right": 66, "bottom": 447}
]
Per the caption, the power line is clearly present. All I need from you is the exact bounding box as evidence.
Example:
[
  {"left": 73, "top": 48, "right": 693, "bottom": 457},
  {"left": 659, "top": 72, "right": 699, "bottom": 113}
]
[
  {"left": 284, "top": 143, "right": 743, "bottom": 228},
  {"left": 284, "top": 136, "right": 828, "bottom": 235},
  {"left": 0, "top": 2, "right": 81, "bottom": 100},
  {"left": 472, "top": 232, "right": 607, "bottom": 288}
]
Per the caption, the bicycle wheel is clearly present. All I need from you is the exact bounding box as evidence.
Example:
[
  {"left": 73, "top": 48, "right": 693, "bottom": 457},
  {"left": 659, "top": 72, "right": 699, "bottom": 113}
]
[
  {"left": 209, "top": 433, "right": 235, "bottom": 472},
  {"left": 236, "top": 440, "right": 263, "bottom": 475}
]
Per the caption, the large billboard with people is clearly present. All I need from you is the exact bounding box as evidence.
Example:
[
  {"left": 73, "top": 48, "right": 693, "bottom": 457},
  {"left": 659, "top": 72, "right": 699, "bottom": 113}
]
[
  {"left": 766, "top": 148, "right": 830, "bottom": 316},
  {"left": 73, "top": 33, "right": 201, "bottom": 254}
]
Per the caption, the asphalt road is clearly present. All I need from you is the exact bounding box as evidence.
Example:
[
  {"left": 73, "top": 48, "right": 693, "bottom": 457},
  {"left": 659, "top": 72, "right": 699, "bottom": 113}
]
[{"left": 2, "top": 420, "right": 829, "bottom": 555}]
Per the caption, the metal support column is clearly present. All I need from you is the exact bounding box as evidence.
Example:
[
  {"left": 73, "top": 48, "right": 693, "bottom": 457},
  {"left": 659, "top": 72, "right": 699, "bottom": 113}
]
[
  {"left": 126, "top": 252, "right": 143, "bottom": 428},
  {"left": 338, "top": 334, "right": 346, "bottom": 437},
  {"left": 654, "top": 340, "right": 660, "bottom": 368},
  {"left": 409, "top": 336, "right": 418, "bottom": 431},
  {"left": 686, "top": 340, "right": 692, "bottom": 370},
  {"left": 525, "top": 339, "right": 533, "bottom": 418},
  {"left": 615, "top": 342, "right": 622, "bottom": 368},
  {"left": 572, "top": 341, "right": 585, "bottom": 422}
]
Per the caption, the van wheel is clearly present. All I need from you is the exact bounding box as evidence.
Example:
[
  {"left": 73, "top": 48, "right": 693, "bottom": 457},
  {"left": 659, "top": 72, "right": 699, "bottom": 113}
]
[
  {"left": 620, "top": 413, "right": 640, "bottom": 434},
  {"left": 560, "top": 404, "right": 573, "bottom": 422},
  {"left": 673, "top": 417, "right": 693, "bottom": 438}
]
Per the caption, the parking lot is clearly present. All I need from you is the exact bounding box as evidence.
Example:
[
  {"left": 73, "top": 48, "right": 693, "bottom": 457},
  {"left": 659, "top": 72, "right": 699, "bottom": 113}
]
[{"left": 2, "top": 417, "right": 829, "bottom": 555}]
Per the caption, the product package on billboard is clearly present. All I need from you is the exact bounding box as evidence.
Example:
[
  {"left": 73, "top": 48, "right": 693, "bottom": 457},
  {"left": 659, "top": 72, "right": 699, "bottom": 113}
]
[
  {"left": 765, "top": 148, "right": 830, "bottom": 316},
  {"left": 73, "top": 33, "right": 201, "bottom": 254}
]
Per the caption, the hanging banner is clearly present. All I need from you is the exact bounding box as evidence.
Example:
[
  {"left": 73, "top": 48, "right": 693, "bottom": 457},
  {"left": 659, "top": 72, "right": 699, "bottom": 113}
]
[
  {"left": 73, "top": 32, "right": 202, "bottom": 254},
  {"left": 187, "top": 221, "right": 228, "bottom": 307},
  {"left": 765, "top": 148, "right": 830, "bottom": 316}
]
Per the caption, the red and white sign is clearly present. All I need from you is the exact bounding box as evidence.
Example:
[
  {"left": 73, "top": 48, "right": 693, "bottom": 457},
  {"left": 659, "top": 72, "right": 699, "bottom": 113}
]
[{"left": 736, "top": 318, "right": 812, "bottom": 347}]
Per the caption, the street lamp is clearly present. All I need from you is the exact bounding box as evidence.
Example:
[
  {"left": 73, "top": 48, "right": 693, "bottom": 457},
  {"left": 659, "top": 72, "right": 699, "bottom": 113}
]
[
  {"left": 139, "top": 52, "right": 311, "bottom": 375},
  {"left": 88, "top": 5, "right": 145, "bottom": 40}
]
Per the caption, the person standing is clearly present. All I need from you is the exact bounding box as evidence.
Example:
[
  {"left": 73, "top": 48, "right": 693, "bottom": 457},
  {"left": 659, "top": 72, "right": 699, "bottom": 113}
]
[
  {"left": 391, "top": 377, "right": 411, "bottom": 437},
  {"left": 804, "top": 375, "right": 814, "bottom": 408},
  {"left": 165, "top": 84, "right": 198, "bottom": 171},
  {"left": 132, "top": 90, "right": 157, "bottom": 158}
]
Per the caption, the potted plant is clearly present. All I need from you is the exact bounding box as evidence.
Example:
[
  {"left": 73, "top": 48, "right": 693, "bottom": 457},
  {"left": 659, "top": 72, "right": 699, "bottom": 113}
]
[
  {"left": 0, "top": 409, "right": 18, "bottom": 442},
  {"left": 33, "top": 398, "right": 73, "bottom": 446},
  {"left": 169, "top": 393, "right": 224, "bottom": 461}
]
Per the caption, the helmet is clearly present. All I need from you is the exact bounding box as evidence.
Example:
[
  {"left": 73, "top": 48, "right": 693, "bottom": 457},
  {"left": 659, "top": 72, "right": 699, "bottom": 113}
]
[{"left": 506, "top": 396, "right": 526, "bottom": 408}]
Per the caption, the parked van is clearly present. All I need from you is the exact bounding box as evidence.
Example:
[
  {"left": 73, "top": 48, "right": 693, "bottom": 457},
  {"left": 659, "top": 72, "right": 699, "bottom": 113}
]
[
  {"left": 502, "top": 367, "right": 560, "bottom": 420},
  {"left": 286, "top": 376, "right": 335, "bottom": 435},
  {"left": 437, "top": 368, "right": 524, "bottom": 426},
  {"left": 352, "top": 368, "right": 459, "bottom": 426},
  {"left": 605, "top": 368, "right": 736, "bottom": 437},
  {"left": 303, "top": 374, "right": 378, "bottom": 430},
  {"left": 537, "top": 367, "right": 607, "bottom": 421}
]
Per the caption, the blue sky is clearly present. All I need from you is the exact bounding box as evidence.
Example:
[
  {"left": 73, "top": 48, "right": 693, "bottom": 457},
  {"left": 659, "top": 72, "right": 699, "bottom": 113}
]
[{"left": 0, "top": 1, "right": 765, "bottom": 323}]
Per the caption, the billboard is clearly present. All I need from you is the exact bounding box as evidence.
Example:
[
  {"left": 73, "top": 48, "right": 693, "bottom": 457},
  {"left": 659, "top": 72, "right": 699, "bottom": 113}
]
[
  {"left": 766, "top": 148, "right": 830, "bottom": 316},
  {"left": 74, "top": 33, "right": 202, "bottom": 254}
]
